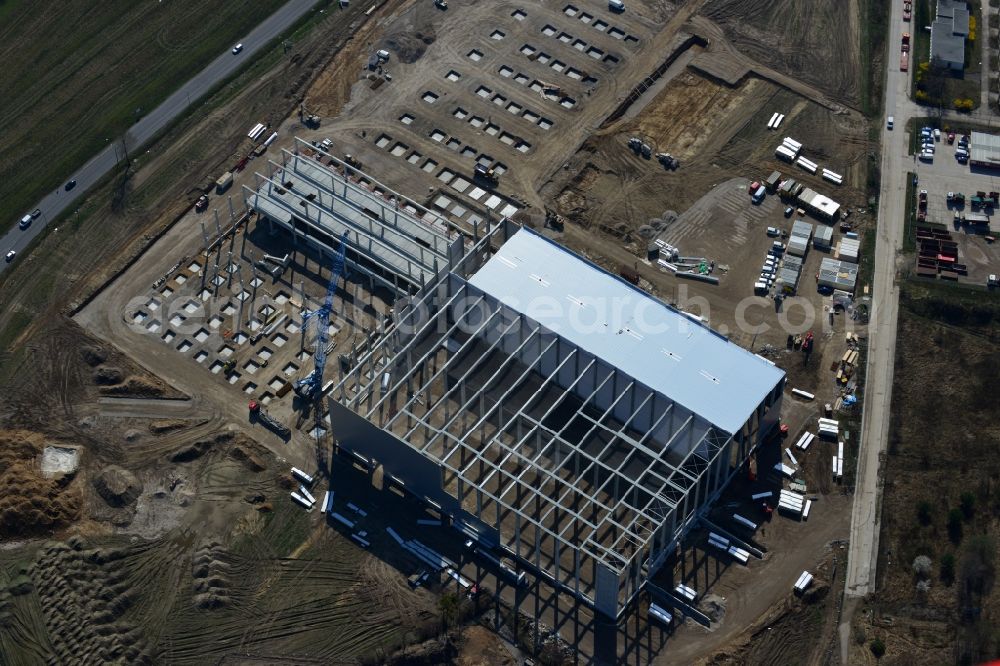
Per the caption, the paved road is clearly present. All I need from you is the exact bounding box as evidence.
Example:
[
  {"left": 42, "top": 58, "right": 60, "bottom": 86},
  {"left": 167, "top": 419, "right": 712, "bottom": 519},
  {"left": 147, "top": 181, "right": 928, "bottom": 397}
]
[
  {"left": 842, "top": 0, "right": 909, "bottom": 604},
  {"left": 0, "top": 0, "right": 321, "bottom": 272}
]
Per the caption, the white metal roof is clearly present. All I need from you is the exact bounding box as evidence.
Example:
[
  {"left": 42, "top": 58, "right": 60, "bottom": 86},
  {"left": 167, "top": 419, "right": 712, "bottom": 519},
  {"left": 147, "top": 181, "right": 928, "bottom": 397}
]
[{"left": 468, "top": 229, "right": 785, "bottom": 433}]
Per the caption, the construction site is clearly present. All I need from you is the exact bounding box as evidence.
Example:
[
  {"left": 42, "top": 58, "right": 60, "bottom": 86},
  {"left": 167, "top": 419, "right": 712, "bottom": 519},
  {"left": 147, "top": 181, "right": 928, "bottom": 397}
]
[{"left": 0, "top": 0, "right": 884, "bottom": 664}]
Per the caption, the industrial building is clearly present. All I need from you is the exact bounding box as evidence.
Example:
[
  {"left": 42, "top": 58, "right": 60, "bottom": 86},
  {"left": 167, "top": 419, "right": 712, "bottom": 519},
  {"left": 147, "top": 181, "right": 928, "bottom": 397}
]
[
  {"left": 813, "top": 225, "right": 833, "bottom": 251},
  {"left": 931, "top": 0, "right": 970, "bottom": 72},
  {"left": 245, "top": 151, "right": 788, "bottom": 620},
  {"left": 797, "top": 188, "right": 841, "bottom": 221},
  {"left": 788, "top": 220, "right": 813, "bottom": 257},
  {"left": 969, "top": 132, "right": 1000, "bottom": 169},
  {"left": 818, "top": 257, "right": 859, "bottom": 293}
]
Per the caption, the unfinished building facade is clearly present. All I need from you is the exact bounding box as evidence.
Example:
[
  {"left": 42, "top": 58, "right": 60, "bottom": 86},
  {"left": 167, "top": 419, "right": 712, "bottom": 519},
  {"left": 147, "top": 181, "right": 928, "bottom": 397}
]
[{"left": 243, "top": 142, "right": 785, "bottom": 618}]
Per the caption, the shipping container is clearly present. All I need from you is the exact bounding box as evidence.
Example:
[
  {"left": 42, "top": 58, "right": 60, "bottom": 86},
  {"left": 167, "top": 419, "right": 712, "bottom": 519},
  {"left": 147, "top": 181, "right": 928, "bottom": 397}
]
[{"left": 291, "top": 467, "right": 314, "bottom": 485}]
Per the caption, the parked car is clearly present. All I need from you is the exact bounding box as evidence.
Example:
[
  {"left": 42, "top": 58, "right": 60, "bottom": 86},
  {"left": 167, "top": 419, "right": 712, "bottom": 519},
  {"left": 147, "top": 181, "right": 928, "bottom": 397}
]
[
  {"left": 783, "top": 206, "right": 794, "bottom": 218},
  {"left": 933, "top": 129, "right": 941, "bottom": 141},
  {"left": 766, "top": 226, "right": 781, "bottom": 237}
]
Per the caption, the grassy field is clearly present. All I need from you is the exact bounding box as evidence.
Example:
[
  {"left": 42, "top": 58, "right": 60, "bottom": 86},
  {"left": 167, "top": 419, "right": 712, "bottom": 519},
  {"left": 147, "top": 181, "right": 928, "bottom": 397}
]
[
  {"left": 0, "top": 0, "right": 289, "bottom": 232},
  {"left": 871, "top": 282, "right": 1000, "bottom": 663}
]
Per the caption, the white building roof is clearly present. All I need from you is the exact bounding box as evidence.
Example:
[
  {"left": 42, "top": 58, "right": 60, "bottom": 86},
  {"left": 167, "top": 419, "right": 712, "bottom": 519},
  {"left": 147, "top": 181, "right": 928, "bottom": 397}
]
[{"left": 468, "top": 229, "right": 785, "bottom": 433}]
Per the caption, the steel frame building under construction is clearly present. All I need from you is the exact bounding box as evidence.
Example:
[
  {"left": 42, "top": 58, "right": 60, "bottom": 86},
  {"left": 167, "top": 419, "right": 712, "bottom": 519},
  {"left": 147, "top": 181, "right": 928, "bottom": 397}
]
[{"left": 245, "top": 143, "right": 786, "bottom": 619}]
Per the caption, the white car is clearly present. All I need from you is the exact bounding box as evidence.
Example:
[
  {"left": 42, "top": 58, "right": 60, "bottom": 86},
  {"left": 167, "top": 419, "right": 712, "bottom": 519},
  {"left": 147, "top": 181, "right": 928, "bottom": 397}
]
[
  {"left": 934, "top": 129, "right": 941, "bottom": 141},
  {"left": 887, "top": 116, "right": 894, "bottom": 130},
  {"left": 5, "top": 250, "right": 15, "bottom": 262},
  {"left": 919, "top": 150, "right": 934, "bottom": 162},
  {"left": 232, "top": 43, "right": 243, "bottom": 54}
]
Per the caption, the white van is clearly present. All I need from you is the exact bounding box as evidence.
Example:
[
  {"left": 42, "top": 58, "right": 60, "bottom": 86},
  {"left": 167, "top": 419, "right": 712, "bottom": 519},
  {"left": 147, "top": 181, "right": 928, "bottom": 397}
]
[{"left": 887, "top": 116, "right": 894, "bottom": 130}]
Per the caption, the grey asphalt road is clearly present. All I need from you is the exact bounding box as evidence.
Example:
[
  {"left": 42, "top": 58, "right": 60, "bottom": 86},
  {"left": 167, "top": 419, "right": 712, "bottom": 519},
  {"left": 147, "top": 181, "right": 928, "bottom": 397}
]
[
  {"left": 0, "top": 0, "right": 321, "bottom": 272},
  {"left": 842, "top": 0, "right": 908, "bottom": 599}
]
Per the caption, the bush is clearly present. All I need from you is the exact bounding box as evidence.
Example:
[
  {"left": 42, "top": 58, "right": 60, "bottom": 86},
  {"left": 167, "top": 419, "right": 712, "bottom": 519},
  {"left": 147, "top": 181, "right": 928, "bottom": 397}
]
[
  {"left": 948, "top": 508, "right": 964, "bottom": 543},
  {"left": 870, "top": 637, "right": 887, "bottom": 659},
  {"left": 960, "top": 491, "right": 975, "bottom": 519},
  {"left": 941, "top": 553, "right": 956, "bottom": 585},
  {"left": 917, "top": 500, "right": 933, "bottom": 525}
]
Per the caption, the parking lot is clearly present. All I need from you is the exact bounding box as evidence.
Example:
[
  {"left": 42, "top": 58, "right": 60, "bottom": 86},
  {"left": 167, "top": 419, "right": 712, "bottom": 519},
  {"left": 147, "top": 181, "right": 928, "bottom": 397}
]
[{"left": 910, "top": 125, "right": 1000, "bottom": 285}]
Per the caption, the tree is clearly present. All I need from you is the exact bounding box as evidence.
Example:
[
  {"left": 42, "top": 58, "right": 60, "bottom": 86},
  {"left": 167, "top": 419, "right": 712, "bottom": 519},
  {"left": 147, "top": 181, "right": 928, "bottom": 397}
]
[
  {"left": 913, "top": 555, "right": 933, "bottom": 577},
  {"left": 438, "top": 592, "right": 460, "bottom": 631},
  {"left": 948, "top": 508, "right": 964, "bottom": 543},
  {"left": 941, "top": 553, "right": 956, "bottom": 585},
  {"left": 960, "top": 492, "right": 976, "bottom": 519},
  {"left": 917, "top": 500, "right": 933, "bottom": 526},
  {"left": 870, "top": 637, "right": 887, "bottom": 659}
]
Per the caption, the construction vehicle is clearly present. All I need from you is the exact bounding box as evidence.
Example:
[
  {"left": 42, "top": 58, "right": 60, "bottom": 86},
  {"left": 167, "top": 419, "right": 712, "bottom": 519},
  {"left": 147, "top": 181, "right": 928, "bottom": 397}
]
[
  {"left": 473, "top": 163, "right": 499, "bottom": 186},
  {"left": 222, "top": 359, "right": 237, "bottom": 374},
  {"left": 344, "top": 154, "right": 362, "bottom": 171},
  {"left": 299, "top": 101, "right": 321, "bottom": 129},
  {"left": 248, "top": 400, "right": 291, "bottom": 439},
  {"left": 656, "top": 152, "right": 679, "bottom": 170},
  {"left": 295, "top": 233, "right": 349, "bottom": 402}
]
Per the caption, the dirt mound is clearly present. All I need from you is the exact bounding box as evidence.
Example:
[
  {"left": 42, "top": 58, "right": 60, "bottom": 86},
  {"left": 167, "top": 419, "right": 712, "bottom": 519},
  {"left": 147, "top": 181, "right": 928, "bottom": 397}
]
[
  {"left": 230, "top": 443, "right": 266, "bottom": 472},
  {"left": 93, "top": 466, "right": 142, "bottom": 507},
  {"left": 0, "top": 430, "right": 81, "bottom": 536},
  {"left": 30, "top": 539, "right": 152, "bottom": 664},
  {"left": 99, "top": 376, "right": 166, "bottom": 397},
  {"left": 169, "top": 439, "right": 211, "bottom": 463},
  {"left": 81, "top": 346, "right": 108, "bottom": 367},
  {"left": 192, "top": 541, "right": 231, "bottom": 610},
  {"left": 383, "top": 30, "right": 435, "bottom": 64},
  {"left": 170, "top": 431, "right": 241, "bottom": 463},
  {"left": 92, "top": 366, "right": 124, "bottom": 385},
  {"left": 149, "top": 419, "right": 187, "bottom": 433}
]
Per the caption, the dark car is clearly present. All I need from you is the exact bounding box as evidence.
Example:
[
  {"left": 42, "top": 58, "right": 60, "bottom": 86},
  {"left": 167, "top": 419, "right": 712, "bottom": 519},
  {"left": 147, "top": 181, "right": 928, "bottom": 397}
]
[
  {"left": 31, "top": 209, "right": 41, "bottom": 219},
  {"left": 817, "top": 285, "right": 833, "bottom": 296},
  {"left": 65, "top": 179, "right": 77, "bottom": 191}
]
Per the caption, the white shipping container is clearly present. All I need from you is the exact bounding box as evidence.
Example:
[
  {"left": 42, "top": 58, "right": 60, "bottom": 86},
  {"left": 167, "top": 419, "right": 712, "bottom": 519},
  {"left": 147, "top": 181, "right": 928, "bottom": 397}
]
[
  {"left": 795, "top": 432, "right": 814, "bottom": 450},
  {"left": 649, "top": 603, "right": 673, "bottom": 625},
  {"left": 783, "top": 137, "right": 803, "bottom": 151},
  {"left": 675, "top": 584, "right": 697, "bottom": 601},
  {"left": 291, "top": 467, "right": 314, "bottom": 485},
  {"left": 709, "top": 531, "right": 730, "bottom": 545},
  {"left": 802, "top": 500, "right": 812, "bottom": 520},
  {"left": 792, "top": 388, "right": 815, "bottom": 400},
  {"left": 299, "top": 486, "right": 316, "bottom": 504},
  {"left": 751, "top": 491, "right": 772, "bottom": 501},
  {"left": 775, "top": 462, "right": 795, "bottom": 478},
  {"left": 291, "top": 492, "right": 313, "bottom": 510},
  {"left": 785, "top": 448, "right": 799, "bottom": 466},
  {"left": 768, "top": 112, "right": 779, "bottom": 128},
  {"left": 838, "top": 441, "right": 845, "bottom": 459},
  {"left": 728, "top": 546, "right": 750, "bottom": 564},
  {"left": 733, "top": 513, "right": 758, "bottom": 530}
]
